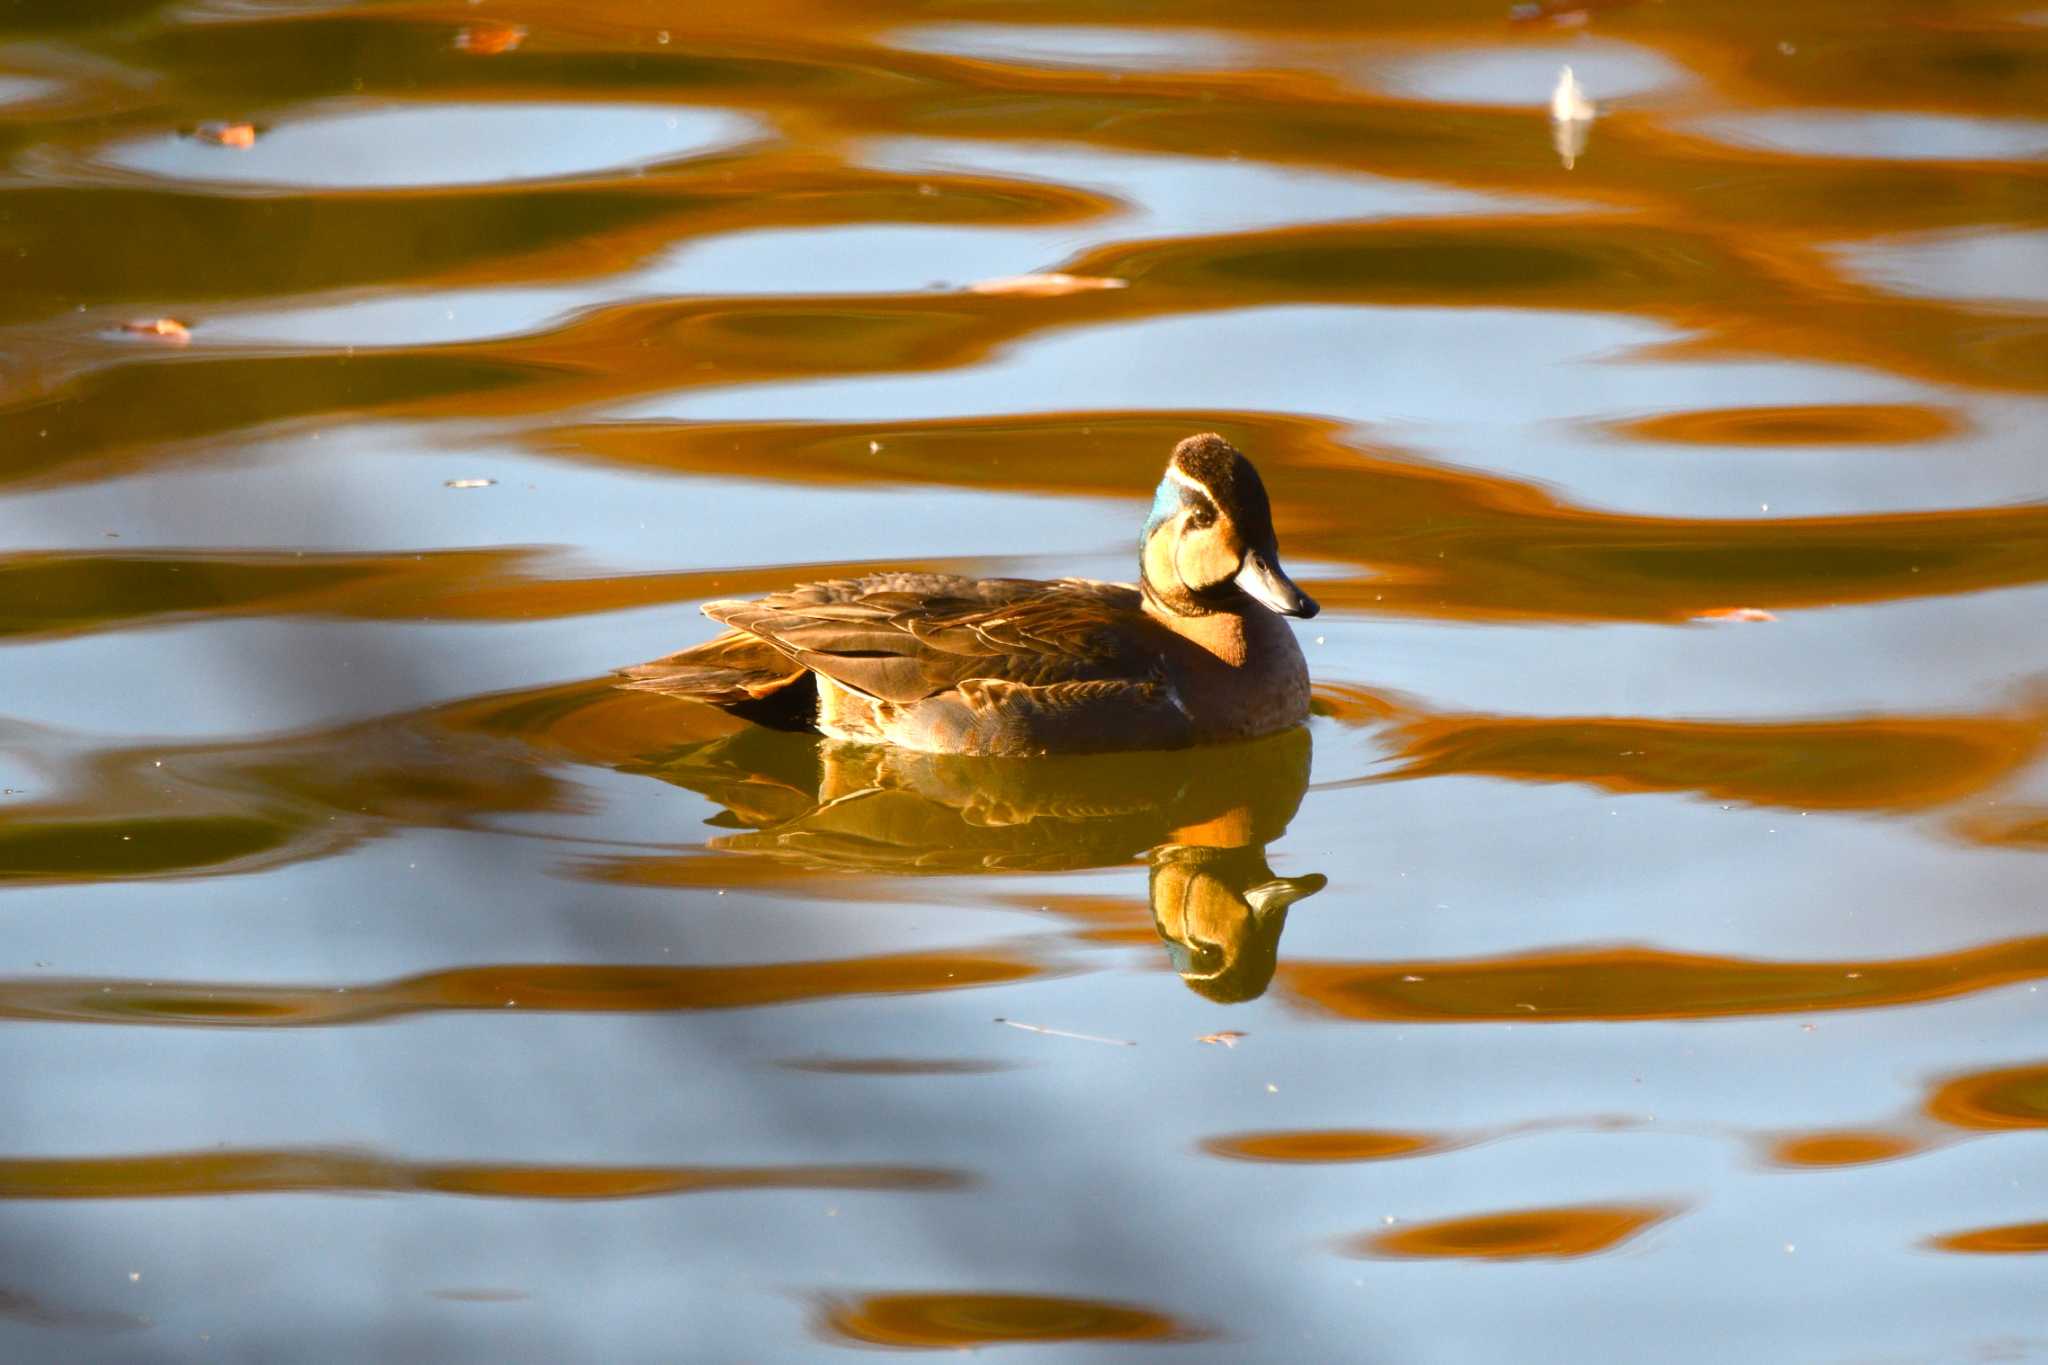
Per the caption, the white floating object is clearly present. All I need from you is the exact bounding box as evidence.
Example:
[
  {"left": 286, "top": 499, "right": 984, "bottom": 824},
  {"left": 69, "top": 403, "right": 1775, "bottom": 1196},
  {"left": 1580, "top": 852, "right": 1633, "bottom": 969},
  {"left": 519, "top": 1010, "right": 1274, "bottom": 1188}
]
[
  {"left": 1550, "top": 65, "right": 1596, "bottom": 169},
  {"left": 1551, "top": 65, "right": 1596, "bottom": 122},
  {"left": 444, "top": 478, "right": 495, "bottom": 489}
]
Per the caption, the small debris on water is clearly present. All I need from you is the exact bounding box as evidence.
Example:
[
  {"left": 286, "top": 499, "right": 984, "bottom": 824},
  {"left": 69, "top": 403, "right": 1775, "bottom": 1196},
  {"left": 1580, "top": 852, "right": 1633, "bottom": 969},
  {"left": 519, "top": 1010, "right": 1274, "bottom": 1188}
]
[
  {"left": 1197, "top": 1031, "right": 1246, "bottom": 1047},
  {"left": 995, "top": 1017, "right": 1134, "bottom": 1046},
  {"left": 444, "top": 478, "right": 496, "bottom": 489},
  {"left": 120, "top": 318, "right": 191, "bottom": 343},
  {"left": 868, "top": 440, "right": 882, "bottom": 454},
  {"left": 967, "top": 273, "right": 1128, "bottom": 297},
  {"left": 195, "top": 122, "right": 257, "bottom": 148},
  {"left": 1694, "top": 607, "right": 1776, "bottom": 622}
]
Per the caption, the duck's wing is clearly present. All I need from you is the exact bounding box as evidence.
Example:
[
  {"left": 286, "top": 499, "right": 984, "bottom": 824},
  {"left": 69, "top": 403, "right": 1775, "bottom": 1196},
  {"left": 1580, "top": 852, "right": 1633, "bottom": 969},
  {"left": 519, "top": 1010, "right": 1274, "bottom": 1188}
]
[{"left": 703, "top": 576, "right": 1152, "bottom": 704}]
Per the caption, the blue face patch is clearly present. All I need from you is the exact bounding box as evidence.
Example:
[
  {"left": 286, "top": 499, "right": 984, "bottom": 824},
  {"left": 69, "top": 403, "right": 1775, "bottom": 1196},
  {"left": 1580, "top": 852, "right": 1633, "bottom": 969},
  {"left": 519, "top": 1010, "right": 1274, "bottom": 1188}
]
[{"left": 1141, "top": 476, "right": 1188, "bottom": 547}]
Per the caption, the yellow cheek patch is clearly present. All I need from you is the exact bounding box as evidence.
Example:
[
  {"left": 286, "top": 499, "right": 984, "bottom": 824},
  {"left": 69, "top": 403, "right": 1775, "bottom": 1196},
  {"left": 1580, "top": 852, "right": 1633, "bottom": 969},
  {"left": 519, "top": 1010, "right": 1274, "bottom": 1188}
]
[{"left": 1176, "top": 526, "right": 1245, "bottom": 593}]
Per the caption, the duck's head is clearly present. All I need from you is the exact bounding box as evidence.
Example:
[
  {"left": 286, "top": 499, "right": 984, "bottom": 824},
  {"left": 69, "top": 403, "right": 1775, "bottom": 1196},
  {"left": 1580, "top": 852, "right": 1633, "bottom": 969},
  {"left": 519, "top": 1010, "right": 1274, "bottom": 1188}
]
[{"left": 1140, "top": 433, "right": 1318, "bottom": 620}]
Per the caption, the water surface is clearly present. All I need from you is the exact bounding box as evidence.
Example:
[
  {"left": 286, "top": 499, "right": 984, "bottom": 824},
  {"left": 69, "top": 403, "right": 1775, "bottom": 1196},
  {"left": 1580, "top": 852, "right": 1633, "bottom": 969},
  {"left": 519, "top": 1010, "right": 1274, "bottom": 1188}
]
[{"left": 1, "top": 1, "right": 2043, "bottom": 1360}]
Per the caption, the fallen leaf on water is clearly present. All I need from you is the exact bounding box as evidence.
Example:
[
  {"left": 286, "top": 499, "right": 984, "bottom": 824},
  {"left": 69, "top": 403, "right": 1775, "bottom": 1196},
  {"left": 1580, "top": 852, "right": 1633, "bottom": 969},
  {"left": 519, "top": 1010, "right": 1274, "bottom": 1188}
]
[
  {"left": 196, "top": 122, "right": 257, "bottom": 149},
  {"left": 1198, "top": 1032, "right": 1247, "bottom": 1048},
  {"left": 994, "top": 1018, "right": 1134, "bottom": 1046},
  {"left": 967, "top": 273, "right": 1128, "bottom": 298},
  {"left": 120, "top": 318, "right": 191, "bottom": 343},
  {"left": 454, "top": 23, "right": 526, "bottom": 54},
  {"left": 1694, "top": 607, "right": 1777, "bottom": 623},
  {"left": 444, "top": 478, "right": 496, "bottom": 490}
]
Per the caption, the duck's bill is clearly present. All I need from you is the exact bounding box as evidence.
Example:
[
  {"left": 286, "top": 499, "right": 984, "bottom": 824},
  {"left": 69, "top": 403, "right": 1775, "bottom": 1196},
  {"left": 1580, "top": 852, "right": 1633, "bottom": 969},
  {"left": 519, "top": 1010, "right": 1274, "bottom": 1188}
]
[
  {"left": 1236, "top": 550, "right": 1320, "bottom": 619},
  {"left": 1244, "top": 872, "right": 1328, "bottom": 918}
]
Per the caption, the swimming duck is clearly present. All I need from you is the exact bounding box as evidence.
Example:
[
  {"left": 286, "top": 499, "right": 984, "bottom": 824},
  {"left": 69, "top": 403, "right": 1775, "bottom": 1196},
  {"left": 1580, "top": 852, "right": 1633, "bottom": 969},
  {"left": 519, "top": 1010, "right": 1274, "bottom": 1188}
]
[{"left": 619, "top": 433, "right": 1319, "bottom": 755}]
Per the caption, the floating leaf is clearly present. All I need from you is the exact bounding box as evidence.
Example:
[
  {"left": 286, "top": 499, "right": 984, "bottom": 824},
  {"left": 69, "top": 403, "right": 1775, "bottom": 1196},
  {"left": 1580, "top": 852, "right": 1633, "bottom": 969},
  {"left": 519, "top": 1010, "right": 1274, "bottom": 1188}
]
[
  {"left": 454, "top": 23, "right": 526, "bottom": 54},
  {"left": 1197, "top": 1031, "right": 1247, "bottom": 1048},
  {"left": 119, "top": 318, "right": 191, "bottom": 343},
  {"left": 197, "top": 122, "right": 257, "bottom": 149},
  {"left": 967, "top": 273, "right": 1127, "bottom": 298}
]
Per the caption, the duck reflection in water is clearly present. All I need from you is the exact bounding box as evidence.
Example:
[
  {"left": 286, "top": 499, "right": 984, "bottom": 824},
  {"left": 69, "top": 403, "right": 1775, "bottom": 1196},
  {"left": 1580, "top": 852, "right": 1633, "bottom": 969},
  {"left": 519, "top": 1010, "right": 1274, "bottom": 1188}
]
[{"left": 628, "top": 722, "right": 1324, "bottom": 1002}]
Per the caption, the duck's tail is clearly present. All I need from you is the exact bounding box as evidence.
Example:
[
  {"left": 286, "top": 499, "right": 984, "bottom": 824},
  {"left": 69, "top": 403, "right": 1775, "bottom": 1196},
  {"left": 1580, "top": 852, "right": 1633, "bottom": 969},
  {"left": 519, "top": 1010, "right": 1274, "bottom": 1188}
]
[{"left": 616, "top": 629, "right": 819, "bottom": 732}]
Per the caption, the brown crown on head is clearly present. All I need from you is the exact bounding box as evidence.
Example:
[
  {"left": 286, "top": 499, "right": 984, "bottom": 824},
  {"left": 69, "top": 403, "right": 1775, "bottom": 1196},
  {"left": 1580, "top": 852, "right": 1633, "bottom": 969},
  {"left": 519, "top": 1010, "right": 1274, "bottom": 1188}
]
[{"left": 1170, "top": 434, "right": 1278, "bottom": 548}]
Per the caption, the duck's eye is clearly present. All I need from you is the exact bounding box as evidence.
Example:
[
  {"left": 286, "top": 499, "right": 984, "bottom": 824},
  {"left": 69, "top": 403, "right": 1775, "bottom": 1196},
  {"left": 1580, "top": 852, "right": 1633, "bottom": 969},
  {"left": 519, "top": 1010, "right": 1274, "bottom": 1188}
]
[{"left": 1187, "top": 502, "right": 1217, "bottom": 529}]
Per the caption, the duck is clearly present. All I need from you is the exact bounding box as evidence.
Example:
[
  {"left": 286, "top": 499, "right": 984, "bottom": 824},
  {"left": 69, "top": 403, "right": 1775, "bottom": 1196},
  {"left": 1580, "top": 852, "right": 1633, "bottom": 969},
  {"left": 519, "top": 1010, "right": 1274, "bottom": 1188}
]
[{"left": 618, "top": 432, "right": 1319, "bottom": 756}]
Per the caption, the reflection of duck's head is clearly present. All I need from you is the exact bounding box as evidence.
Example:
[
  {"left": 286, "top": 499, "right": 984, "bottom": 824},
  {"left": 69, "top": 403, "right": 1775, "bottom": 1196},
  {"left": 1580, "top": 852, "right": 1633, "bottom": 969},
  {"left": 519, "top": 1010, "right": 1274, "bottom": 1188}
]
[{"left": 1150, "top": 843, "right": 1325, "bottom": 1003}]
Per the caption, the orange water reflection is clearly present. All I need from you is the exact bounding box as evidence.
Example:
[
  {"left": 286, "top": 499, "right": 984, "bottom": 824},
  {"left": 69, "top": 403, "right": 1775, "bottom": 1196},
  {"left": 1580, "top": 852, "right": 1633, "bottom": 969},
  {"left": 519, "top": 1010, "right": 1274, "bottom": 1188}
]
[
  {"left": 1925, "top": 1061, "right": 2048, "bottom": 1132},
  {"left": 1607, "top": 404, "right": 1965, "bottom": 447},
  {"left": 1928, "top": 1222, "right": 2048, "bottom": 1255},
  {"left": 1203, "top": 1129, "right": 1445, "bottom": 1163},
  {"left": 1762, "top": 1131, "right": 1925, "bottom": 1170},
  {"left": 1352, "top": 1203, "right": 1680, "bottom": 1261},
  {"left": 1355, "top": 705, "right": 2047, "bottom": 813},
  {"left": 0, "top": 1149, "right": 967, "bottom": 1200},
  {"left": 818, "top": 1292, "right": 1202, "bottom": 1348},
  {"left": 0, "top": 949, "right": 1047, "bottom": 1027},
  {"left": 1283, "top": 937, "right": 2048, "bottom": 1023}
]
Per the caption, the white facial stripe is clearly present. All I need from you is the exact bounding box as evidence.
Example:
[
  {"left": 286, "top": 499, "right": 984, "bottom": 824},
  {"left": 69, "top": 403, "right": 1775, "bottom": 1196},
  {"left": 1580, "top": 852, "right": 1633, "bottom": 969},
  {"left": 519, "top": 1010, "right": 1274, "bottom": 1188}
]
[{"left": 1163, "top": 462, "right": 1217, "bottom": 505}]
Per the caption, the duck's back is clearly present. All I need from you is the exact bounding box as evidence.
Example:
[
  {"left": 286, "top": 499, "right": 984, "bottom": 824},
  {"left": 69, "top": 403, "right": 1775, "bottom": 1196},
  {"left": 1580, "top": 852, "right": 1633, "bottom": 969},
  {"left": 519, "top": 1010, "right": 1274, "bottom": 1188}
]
[{"left": 620, "top": 573, "right": 1198, "bottom": 755}]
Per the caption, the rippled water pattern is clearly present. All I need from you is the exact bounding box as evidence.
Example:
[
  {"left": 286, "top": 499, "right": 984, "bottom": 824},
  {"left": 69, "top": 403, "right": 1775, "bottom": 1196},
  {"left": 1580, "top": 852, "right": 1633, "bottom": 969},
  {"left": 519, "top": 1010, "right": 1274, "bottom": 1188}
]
[{"left": 1, "top": 0, "right": 2044, "bottom": 1359}]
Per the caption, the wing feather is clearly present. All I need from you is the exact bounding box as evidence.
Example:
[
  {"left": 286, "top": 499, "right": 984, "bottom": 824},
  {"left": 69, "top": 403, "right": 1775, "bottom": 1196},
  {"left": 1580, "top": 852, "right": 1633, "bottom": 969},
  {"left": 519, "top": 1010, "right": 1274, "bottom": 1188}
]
[{"left": 703, "top": 574, "right": 1150, "bottom": 704}]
